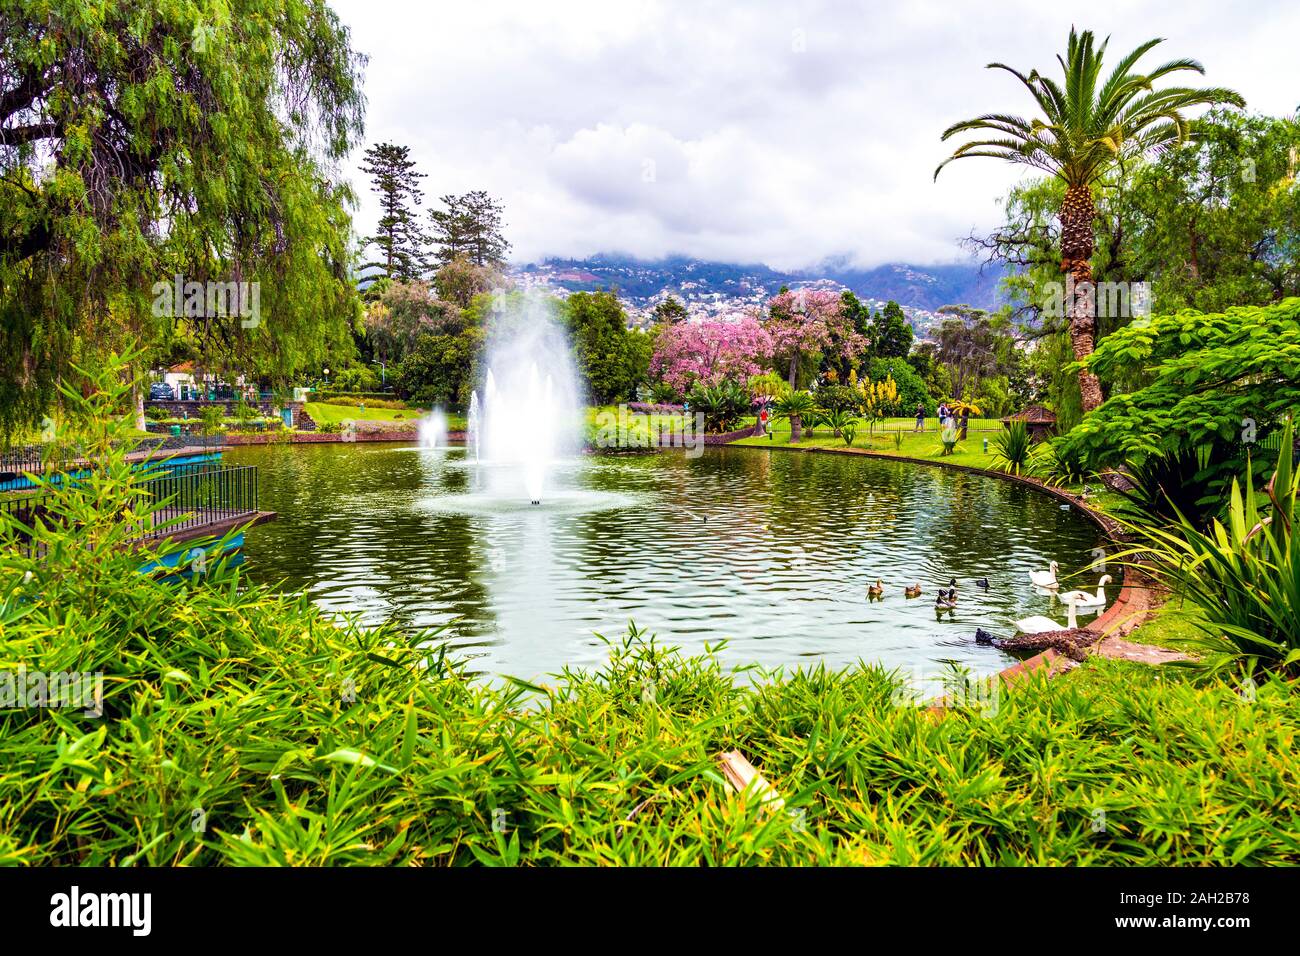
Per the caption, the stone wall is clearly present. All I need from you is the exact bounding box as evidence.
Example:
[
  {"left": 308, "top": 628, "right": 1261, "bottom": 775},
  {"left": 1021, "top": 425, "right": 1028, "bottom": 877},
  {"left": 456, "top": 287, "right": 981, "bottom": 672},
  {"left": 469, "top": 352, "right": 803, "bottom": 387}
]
[
  {"left": 145, "top": 399, "right": 305, "bottom": 426},
  {"left": 703, "top": 423, "right": 764, "bottom": 445}
]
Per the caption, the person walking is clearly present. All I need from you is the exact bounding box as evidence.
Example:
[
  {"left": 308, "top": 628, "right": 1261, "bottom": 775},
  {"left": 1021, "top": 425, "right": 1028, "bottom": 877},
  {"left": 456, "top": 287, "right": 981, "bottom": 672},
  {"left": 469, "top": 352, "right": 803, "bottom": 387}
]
[
  {"left": 914, "top": 403, "right": 925, "bottom": 432},
  {"left": 937, "top": 402, "right": 950, "bottom": 428}
]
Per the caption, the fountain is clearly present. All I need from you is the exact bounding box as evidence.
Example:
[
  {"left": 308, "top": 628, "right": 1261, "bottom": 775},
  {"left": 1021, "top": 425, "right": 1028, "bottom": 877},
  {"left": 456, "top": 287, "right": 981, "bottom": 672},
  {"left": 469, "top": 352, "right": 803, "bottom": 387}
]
[
  {"left": 417, "top": 407, "right": 448, "bottom": 449},
  {"left": 466, "top": 392, "right": 481, "bottom": 463},
  {"left": 473, "top": 319, "right": 575, "bottom": 502},
  {"left": 415, "top": 293, "right": 632, "bottom": 515}
]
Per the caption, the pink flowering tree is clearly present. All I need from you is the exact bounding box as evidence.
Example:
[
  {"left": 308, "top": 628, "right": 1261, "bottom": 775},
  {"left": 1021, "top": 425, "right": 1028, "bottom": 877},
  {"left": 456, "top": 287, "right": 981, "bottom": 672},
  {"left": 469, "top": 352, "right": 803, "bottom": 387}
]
[
  {"left": 766, "top": 289, "right": 867, "bottom": 388},
  {"left": 651, "top": 316, "right": 774, "bottom": 396}
]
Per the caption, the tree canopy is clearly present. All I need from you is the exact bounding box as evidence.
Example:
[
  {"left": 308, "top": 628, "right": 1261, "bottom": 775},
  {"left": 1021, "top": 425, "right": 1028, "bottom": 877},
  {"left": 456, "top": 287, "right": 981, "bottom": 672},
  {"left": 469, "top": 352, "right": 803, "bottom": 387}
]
[
  {"left": 0, "top": 0, "right": 367, "bottom": 434},
  {"left": 1063, "top": 297, "right": 1300, "bottom": 465}
]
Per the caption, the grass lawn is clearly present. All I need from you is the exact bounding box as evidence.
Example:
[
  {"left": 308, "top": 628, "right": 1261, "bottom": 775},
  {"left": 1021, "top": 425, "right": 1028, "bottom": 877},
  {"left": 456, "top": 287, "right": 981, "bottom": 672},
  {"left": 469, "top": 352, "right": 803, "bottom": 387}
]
[
  {"left": 732, "top": 416, "right": 1005, "bottom": 470},
  {"left": 1124, "top": 605, "right": 1210, "bottom": 654},
  {"left": 730, "top": 416, "right": 1131, "bottom": 525},
  {"left": 303, "top": 401, "right": 467, "bottom": 431}
]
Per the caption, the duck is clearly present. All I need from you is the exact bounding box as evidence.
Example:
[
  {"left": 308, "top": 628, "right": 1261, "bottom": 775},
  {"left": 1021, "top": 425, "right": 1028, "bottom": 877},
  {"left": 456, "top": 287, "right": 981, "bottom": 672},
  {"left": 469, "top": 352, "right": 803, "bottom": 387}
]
[
  {"left": 904, "top": 583, "right": 922, "bottom": 598},
  {"left": 1058, "top": 574, "right": 1112, "bottom": 610},
  {"left": 947, "top": 577, "right": 958, "bottom": 590},
  {"left": 868, "top": 579, "right": 884, "bottom": 598},
  {"left": 946, "top": 587, "right": 958, "bottom": 604},
  {"left": 974, "top": 577, "right": 990, "bottom": 589},
  {"left": 975, "top": 600, "right": 1097, "bottom": 662},
  {"left": 1029, "top": 560, "right": 1060, "bottom": 589},
  {"left": 1013, "top": 596, "right": 1079, "bottom": 635},
  {"left": 935, "top": 589, "right": 957, "bottom": 611}
]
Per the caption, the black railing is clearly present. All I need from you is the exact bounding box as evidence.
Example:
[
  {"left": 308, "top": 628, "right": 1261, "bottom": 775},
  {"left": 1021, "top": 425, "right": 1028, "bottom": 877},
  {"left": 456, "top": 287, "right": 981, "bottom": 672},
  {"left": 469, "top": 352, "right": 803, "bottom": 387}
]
[
  {"left": 0, "top": 444, "right": 53, "bottom": 481},
  {"left": 0, "top": 463, "right": 259, "bottom": 558},
  {"left": 139, "top": 462, "right": 259, "bottom": 538}
]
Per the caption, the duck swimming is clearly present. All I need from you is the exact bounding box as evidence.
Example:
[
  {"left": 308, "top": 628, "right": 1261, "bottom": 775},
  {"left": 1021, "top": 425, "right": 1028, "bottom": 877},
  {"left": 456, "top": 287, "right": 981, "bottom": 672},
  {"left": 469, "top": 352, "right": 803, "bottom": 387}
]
[
  {"left": 868, "top": 579, "right": 884, "bottom": 598},
  {"left": 904, "top": 583, "right": 922, "bottom": 598}
]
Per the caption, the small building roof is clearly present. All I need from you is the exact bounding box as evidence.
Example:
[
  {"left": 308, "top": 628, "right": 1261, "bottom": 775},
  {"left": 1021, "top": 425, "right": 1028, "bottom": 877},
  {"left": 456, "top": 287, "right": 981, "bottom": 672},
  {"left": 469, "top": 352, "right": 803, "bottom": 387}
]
[{"left": 1002, "top": 405, "right": 1058, "bottom": 424}]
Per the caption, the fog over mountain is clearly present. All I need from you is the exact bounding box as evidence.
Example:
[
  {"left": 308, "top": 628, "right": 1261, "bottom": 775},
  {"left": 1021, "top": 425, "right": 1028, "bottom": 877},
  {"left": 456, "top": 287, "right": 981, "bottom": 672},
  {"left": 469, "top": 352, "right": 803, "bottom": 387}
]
[{"left": 509, "top": 253, "right": 1007, "bottom": 333}]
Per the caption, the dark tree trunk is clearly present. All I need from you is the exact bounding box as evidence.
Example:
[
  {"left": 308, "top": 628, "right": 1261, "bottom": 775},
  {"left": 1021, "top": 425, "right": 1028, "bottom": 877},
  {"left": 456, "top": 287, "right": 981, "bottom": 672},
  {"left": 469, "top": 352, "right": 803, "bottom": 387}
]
[
  {"left": 1060, "top": 183, "right": 1105, "bottom": 413},
  {"left": 790, "top": 414, "right": 802, "bottom": 443}
]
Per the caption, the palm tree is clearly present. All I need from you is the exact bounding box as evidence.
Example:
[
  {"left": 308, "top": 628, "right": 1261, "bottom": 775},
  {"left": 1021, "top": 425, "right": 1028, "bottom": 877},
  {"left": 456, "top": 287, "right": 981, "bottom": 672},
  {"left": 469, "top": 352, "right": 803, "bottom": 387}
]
[
  {"left": 935, "top": 28, "right": 1243, "bottom": 412},
  {"left": 772, "top": 391, "right": 817, "bottom": 443}
]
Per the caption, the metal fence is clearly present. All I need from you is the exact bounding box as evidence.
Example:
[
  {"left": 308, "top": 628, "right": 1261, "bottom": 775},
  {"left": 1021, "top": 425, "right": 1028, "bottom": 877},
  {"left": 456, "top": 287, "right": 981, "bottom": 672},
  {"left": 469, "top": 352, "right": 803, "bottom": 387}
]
[
  {"left": 0, "top": 444, "right": 51, "bottom": 481},
  {"left": 0, "top": 463, "right": 259, "bottom": 558}
]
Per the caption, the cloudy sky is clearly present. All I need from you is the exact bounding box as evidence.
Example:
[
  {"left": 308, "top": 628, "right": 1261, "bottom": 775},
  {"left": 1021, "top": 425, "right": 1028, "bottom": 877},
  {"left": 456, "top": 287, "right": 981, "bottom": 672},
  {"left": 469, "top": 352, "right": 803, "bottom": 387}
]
[{"left": 331, "top": 0, "right": 1300, "bottom": 270}]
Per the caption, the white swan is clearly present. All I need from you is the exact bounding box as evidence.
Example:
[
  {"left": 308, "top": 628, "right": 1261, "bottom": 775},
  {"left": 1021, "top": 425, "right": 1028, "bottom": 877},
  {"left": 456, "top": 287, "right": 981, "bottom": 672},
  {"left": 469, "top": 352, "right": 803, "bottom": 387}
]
[
  {"left": 1059, "top": 574, "right": 1112, "bottom": 609},
  {"left": 1014, "top": 596, "right": 1078, "bottom": 635},
  {"left": 1029, "top": 560, "right": 1059, "bottom": 589}
]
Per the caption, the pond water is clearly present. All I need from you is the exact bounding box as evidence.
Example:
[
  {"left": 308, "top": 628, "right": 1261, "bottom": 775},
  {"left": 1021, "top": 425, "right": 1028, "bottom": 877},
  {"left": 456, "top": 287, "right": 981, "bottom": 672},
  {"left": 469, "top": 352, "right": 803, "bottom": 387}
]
[{"left": 224, "top": 442, "right": 1111, "bottom": 684}]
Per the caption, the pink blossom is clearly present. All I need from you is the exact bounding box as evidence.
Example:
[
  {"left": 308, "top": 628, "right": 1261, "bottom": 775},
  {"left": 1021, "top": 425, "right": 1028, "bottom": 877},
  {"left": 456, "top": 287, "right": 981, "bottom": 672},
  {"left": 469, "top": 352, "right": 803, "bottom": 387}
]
[
  {"left": 766, "top": 289, "right": 868, "bottom": 383},
  {"left": 651, "top": 316, "right": 774, "bottom": 393}
]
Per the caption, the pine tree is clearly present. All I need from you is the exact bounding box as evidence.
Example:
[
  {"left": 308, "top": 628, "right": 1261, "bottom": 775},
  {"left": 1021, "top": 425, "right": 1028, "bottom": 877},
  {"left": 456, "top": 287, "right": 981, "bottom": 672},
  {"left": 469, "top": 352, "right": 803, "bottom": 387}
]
[
  {"left": 429, "top": 190, "right": 511, "bottom": 268},
  {"left": 360, "top": 142, "right": 428, "bottom": 281},
  {"left": 871, "top": 301, "right": 914, "bottom": 358},
  {"left": 652, "top": 296, "right": 689, "bottom": 325}
]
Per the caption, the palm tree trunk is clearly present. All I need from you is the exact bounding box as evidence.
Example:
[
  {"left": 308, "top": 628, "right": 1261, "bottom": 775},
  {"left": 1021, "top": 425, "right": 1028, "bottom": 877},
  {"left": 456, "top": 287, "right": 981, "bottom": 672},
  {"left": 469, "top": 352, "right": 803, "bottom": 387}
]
[
  {"left": 1060, "top": 183, "right": 1105, "bottom": 413},
  {"left": 790, "top": 414, "right": 802, "bottom": 443}
]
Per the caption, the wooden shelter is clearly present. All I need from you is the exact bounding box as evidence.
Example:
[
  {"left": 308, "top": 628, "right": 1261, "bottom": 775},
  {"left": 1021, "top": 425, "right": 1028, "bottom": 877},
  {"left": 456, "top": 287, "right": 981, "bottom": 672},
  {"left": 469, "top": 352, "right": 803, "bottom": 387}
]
[{"left": 1001, "top": 406, "right": 1058, "bottom": 443}]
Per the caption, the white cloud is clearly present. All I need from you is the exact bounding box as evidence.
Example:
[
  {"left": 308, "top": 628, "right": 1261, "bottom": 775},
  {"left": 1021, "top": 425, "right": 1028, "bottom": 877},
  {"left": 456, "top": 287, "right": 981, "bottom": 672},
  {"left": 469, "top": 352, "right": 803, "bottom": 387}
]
[{"left": 333, "top": 0, "right": 1300, "bottom": 269}]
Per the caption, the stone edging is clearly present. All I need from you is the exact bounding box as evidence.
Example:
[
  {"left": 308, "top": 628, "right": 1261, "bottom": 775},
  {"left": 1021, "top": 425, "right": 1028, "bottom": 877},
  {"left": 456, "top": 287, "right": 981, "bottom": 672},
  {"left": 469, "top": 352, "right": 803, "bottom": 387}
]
[
  {"left": 721, "top": 439, "right": 1156, "bottom": 689},
  {"left": 219, "top": 429, "right": 467, "bottom": 446}
]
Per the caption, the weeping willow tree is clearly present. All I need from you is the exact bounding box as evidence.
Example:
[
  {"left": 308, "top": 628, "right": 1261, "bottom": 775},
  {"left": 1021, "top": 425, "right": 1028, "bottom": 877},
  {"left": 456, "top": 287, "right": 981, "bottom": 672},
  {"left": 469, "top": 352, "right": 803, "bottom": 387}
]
[{"left": 0, "top": 0, "right": 367, "bottom": 437}]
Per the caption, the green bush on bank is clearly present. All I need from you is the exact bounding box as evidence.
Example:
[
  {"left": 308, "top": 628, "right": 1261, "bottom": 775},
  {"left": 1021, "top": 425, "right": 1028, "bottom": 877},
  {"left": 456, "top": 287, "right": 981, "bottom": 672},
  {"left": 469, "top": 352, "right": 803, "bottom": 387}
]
[{"left": 1, "top": 360, "right": 1296, "bottom": 866}]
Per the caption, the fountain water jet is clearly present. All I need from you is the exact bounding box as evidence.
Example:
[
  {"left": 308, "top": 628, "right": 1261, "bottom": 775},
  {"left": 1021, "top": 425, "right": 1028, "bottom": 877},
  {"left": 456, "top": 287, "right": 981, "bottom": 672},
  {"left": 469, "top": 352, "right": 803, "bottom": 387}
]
[
  {"left": 466, "top": 392, "right": 482, "bottom": 463},
  {"left": 462, "top": 294, "right": 580, "bottom": 505},
  {"left": 418, "top": 407, "right": 448, "bottom": 449}
]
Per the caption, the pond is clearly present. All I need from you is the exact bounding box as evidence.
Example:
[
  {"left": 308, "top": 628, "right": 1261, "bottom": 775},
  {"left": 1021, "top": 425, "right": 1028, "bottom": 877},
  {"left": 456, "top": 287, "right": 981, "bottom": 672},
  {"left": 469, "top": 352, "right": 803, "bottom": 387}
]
[{"left": 224, "top": 442, "right": 1112, "bottom": 684}]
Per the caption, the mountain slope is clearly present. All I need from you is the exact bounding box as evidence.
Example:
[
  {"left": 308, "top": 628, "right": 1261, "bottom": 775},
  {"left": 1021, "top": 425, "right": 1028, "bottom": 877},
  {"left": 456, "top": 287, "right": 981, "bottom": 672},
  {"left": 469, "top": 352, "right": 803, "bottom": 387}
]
[{"left": 512, "top": 254, "right": 1006, "bottom": 313}]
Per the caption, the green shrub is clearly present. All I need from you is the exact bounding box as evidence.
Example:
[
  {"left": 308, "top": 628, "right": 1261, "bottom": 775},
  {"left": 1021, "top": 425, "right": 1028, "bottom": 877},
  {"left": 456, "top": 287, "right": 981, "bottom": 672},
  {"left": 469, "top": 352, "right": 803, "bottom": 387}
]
[
  {"left": 322, "top": 395, "right": 408, "bottom": 410},
  {"left": 816, "top": 384, "right": 863, "bottom": 415},
  {"left": 1032, "top": 437, "right": 1092, "bottom": 486},
  {"left": 991, "top": 421, "right": 1032, "bottom": 474},
  {"left": 687, "top": 381, "right": 748, "bottom": 433},
  {"left": 1124, "top": 419, "right": 1300, "bottom": 678},
  {"left": 1109, "top": 443, "right": 1230, "bottom": 528},
  {"left": 823, "top": 408, "right": 860, "bottom": 445},
  {"left": 650, "top": 381, "right": 682, "bottom": 405},
  {"left": 198, "top": 404, "right": 224, "bottom": 435}
]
